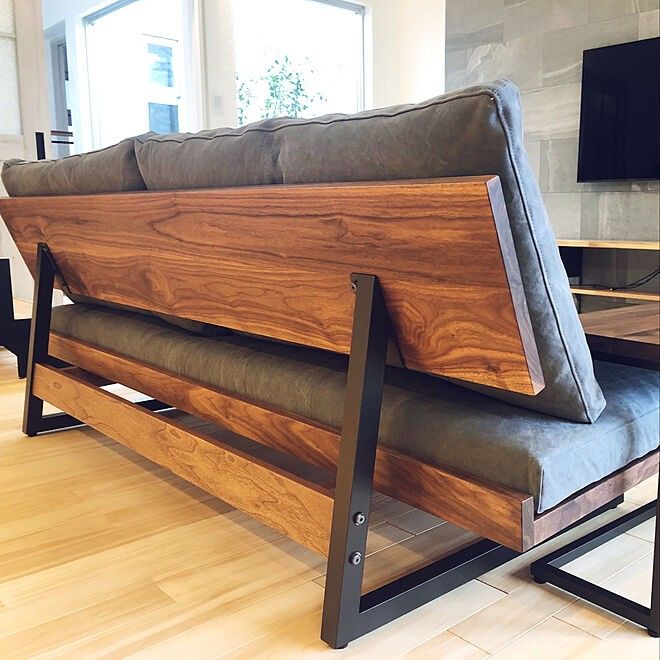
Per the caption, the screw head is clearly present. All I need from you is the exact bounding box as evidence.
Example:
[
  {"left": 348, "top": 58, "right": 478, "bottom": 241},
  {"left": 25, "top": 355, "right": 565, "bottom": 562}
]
[
  {"left": 353, "top": 512, "right": 366, "bottom": 526},
  {"left": 349, "top": 551, "right": 362, "bottom": 566},
  {"left": 350, "top": 281, "right": 357, "bottom": 292}
]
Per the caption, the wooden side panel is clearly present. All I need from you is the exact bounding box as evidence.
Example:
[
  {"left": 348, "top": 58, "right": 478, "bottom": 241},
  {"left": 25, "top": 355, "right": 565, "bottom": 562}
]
[
  {"left": 50, "top": 332, "right": 534, "bottom": 551},
  {"left": 32, "top": 363, "right": 334, "bottom": 556},
  {"left": 532, "top": 451, "right": 659, "bottom": 545},
  {"left": 0, "top": 178, "right": 543, "bottom": 394}
]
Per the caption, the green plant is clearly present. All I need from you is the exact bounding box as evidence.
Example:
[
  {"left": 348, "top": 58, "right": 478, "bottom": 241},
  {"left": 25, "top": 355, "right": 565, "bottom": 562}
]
[{"left": 236, "top": 55, "right": 325, "bottom": 124}]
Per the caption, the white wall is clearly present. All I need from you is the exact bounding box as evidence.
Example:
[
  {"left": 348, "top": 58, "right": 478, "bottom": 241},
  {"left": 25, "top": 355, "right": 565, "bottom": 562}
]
[
  {"left": 369, "top": 0, "right": 446, "bottom": 108},
  {"left": 201, "top": 0, "right": 237, "bottom": 128}
]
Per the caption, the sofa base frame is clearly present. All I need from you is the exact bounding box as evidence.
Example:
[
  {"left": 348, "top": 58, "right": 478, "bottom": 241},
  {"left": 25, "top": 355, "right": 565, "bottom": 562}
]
[
  {"left": 531, "top": 493, "right": 659, "bottom": 637},
  {"left": 22, "top": 243, "right": 660, "bottom": 648}
]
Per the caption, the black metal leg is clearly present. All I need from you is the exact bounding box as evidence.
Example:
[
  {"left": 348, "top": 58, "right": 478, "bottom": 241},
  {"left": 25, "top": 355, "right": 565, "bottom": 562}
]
[
  {"left": 23, "top": 244, "right": 58, "bottom": 436},
  {"left": 649, "top": 483, "right": 659, "bottom": 637},
  {"left": 14, "top": 318, "right": 30, "bottom": 379},
  {"left": 0, "top": 259, "right": 14, "bottom": 323},
  {"left": 320, "top": 274, "right": 518, "bottom": 649},
  {"left": 531, "top": 479, "right": 659, "bottom": 637},
  {"left": 321, "top": 273, "right": 391, "bottom": 649}
]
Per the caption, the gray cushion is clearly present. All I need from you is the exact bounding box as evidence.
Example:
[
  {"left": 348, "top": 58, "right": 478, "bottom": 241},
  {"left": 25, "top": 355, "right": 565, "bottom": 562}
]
[
  {"left": 66, "top": 294, "right": 230, "bottom": 338},
  {"left": 1, "top": 134, "right": 150, "bottom": 196},
  {"left": 134, "top": 119, "right": 288, "bottom": 190},
  {"left": 50, "top": 303, "right": 659, "bottom": 513},
  {"left": 135, "top": 80, "right": 605, "bottom": 423}
]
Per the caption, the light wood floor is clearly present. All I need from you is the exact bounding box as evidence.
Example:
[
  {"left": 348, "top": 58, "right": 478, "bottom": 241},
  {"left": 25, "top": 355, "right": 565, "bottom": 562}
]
[{"left": 0, "top": 344, "right": 658, "bottom": 659}]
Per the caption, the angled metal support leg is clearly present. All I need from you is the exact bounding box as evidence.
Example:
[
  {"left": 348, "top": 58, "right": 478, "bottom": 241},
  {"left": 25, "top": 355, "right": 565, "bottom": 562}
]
[
  {"left": 23, "top": 243, "right": 63, "bottom": 436},
  {"left": 531, "top": 475, "right": 659, "bottom": 637},
  {"left": 320, "top": 274, "right": 517, "bottom": 649},
  {"left": 321, "top": 273, "right": 391, "bottom": 648}
]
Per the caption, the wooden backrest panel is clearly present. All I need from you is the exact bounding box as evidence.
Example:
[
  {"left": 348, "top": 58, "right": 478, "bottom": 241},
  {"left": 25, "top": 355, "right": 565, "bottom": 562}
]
[{"left": 0, "top": 177, "right": 543, "bottom": 394}]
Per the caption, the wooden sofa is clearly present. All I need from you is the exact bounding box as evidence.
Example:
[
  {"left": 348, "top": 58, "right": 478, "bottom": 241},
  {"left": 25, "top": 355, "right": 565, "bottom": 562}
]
[
  {"left": 1, "top": 176, "right": 658, "bottom": 647},
  {"left": 2, "top": 80, "right": 658, "bottom": 646}
]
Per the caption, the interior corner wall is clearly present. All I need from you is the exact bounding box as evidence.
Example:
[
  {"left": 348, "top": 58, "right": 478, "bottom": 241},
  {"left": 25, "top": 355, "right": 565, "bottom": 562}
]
[{"left": 445, "top": 0, "right": 659, "bottom": 245}]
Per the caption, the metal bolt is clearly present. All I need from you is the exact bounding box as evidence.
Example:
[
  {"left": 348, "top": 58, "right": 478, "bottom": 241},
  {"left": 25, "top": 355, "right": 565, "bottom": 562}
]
[
  {"left": 353, "top": 512, "right": 366, "bottom": 526},
  {"left": 349, "top": 551, "right": 362, "bottom": 566},
  {"left": 350, "top": 281, "right": 357, "bottom": 292}
]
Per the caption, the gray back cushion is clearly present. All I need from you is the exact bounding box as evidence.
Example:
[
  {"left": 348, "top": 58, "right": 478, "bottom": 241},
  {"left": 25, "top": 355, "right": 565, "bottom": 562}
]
[
  {"left": 1, "top": 135, "right": 150, "bottom": 197},
  {"left": 136, "top": 80, "right": 605, "bottom": 423}
]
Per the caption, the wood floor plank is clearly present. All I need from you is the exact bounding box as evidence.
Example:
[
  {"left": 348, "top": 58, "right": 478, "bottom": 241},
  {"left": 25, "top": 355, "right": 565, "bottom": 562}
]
[
  {"left": 490, "top": 616, "right": 598, "bottom": 660},
  {"left": 449, "top": 582, "right": 575, "bottom": 653},
  {"left": 405, "top": 630, "right": 488, "bottom": 659},
  {"left": 575, "top": 621, "right": 660, "bottom": 660}
]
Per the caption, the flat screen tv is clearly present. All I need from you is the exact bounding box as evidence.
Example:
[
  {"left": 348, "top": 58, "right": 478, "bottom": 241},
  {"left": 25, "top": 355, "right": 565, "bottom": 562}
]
[{"left": 577, "top": 37, "right": 660, "bottom": 182}]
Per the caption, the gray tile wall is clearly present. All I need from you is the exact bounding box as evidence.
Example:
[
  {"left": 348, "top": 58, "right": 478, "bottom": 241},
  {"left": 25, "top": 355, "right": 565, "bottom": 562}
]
[{"left": 446, "top": 0, "right": 660, "bottom": 241}]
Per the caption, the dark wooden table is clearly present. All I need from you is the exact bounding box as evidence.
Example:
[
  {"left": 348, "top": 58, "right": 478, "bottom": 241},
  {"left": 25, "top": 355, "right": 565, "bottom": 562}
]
[{"left": 580, "top": 303, "right": 659, "bottom": 370}]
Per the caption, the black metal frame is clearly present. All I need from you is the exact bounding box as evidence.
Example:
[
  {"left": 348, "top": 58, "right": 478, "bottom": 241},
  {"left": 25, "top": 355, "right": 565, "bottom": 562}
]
[
  {"left": 531, "top": 482, "right": 659, "bottom": 637},
  {"left": 23, "top": 244, "right": 171, "bottom": 437},
  {"left": 0, "top": 258, "right": 31, "bottom": 378},
  {"left": 320, "top": 273, "right": 520, "bottom": 648}
]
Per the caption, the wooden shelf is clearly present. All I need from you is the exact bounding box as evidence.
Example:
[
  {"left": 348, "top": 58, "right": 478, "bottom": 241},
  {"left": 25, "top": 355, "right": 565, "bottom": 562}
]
[
  {"left": 558, "top": 239, "right": 659, "bottom": 301},
  {"left": 557, "top": 239, "right": 660, "bottom": 250},
  {"left": 570, "top": 286, "right": 660, "bottom": 302}
]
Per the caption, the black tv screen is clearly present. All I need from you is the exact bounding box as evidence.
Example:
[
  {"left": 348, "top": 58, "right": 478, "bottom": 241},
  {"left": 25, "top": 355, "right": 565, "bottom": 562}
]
[{"left": 577, "top": 37, "right": 660, "bottom": 182}]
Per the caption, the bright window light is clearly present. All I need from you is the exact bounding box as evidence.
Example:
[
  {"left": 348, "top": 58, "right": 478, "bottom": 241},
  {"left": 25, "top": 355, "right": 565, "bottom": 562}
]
[
  {"left": 85, "top": 0, "right": 186, "bottom": 147},
  {"left": 233, "top": 0, "right": 366, "bottom": 125}
]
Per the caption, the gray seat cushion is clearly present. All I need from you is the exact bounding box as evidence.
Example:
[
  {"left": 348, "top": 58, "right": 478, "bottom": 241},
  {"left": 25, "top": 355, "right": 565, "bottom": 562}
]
[
  {"left": 51, "top": 303, "right": 659, "bottom": 513},
  {"left": 1, "top": 134, "right": 150, "bottom": 196},
  {"left": 135, "top": 80, "right": 605, "bottom": 424}
]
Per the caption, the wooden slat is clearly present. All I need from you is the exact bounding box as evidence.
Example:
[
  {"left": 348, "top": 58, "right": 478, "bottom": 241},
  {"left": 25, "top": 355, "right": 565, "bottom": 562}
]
[
  {"left": 49, "top": 332, "right": 534, "bottom": 551},
  {"left": 0, "top": 178, "right": 543, "bottom": 394},
  {"left": 31, "top": 363, "right": 334, "bottom": 556},
  {"left": 570, "top": 286, "right": 660, "bottom": 302},
  {"left": 557, "top": 239, "right": 660, "bottom": 250},
  {"left": 532, "top": 451, "right": 659, "bottom": 545}
]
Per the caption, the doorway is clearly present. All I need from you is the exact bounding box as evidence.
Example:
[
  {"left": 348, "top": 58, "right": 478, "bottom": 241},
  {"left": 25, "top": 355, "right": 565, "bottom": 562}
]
[{"left": 84, "top": 0, "right": 193, "bottom": 148}]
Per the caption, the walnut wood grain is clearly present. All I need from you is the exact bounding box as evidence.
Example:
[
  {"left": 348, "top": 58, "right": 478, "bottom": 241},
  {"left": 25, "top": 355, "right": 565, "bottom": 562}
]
[
  {"left": 0, "top": 178, "right": 543, "bottom": 394},
  {"left": 31, "top": 363, "right": 334, "bottom": 556},
  {"left": 532, "top": 451, "right": 659, "bottom": 545},
  {"left": 580, "top": 303, "right": 660, "bottom": 344},
  {"left": 49, "top": 332, "right": 535, "bottom": 551}
]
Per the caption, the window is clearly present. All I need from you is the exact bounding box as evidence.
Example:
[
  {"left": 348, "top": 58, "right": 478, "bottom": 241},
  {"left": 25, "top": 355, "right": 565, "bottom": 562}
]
[
  {"left": 148, "top": 102, "right": 179, "bottom": 133},
  {"left": 145, "top": 35, "right": 181, "bottom": 135},
  {"left": 85, "top": 0, "right": 187, "bottom": 148},
  {"left": 233, "top": 0, "right": 366, "bottom": 125},
  {"left": 148, "top": 44, "right": 175, "bottom": 87}
]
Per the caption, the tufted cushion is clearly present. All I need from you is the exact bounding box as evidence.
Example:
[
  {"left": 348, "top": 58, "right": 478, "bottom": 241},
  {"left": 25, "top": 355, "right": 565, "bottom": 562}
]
[{"left": 1, "top": 134, "right": 150, "bottom": 197}]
